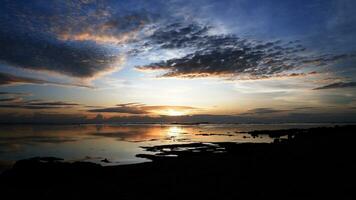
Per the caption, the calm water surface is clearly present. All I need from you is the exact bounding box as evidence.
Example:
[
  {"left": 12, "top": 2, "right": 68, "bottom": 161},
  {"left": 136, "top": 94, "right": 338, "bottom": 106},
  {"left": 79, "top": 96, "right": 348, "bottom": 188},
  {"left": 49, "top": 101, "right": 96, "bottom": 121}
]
[{"left": 0, "top": 123, "right": 343, "bottom": 170}]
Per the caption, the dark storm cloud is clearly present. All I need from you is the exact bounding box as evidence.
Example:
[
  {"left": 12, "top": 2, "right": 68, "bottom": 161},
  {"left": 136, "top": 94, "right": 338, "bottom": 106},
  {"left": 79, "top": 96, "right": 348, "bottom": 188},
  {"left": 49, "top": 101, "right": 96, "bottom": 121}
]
[
  {"left": 136, "top": 23, "right": 352, "bottom": 79},
  {"left": 314, "top": 82, "right": 356, "bottom": 90},
  {"left": 0, "top": 72, "right": 92, "bottom": 88}
]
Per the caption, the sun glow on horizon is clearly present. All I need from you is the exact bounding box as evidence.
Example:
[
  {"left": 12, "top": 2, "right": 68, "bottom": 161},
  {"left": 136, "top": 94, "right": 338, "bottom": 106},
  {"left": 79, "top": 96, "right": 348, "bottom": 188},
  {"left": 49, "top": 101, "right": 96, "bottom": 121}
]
[{"left": 162, "top": 109, "right": 187, "bottom": 116}]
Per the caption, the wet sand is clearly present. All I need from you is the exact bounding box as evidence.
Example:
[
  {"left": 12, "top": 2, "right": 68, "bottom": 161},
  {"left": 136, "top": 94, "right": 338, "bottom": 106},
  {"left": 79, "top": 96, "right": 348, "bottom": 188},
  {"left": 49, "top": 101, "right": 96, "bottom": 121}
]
[{"left": 1, "top": 125, "right": 356, "bottom": 199}]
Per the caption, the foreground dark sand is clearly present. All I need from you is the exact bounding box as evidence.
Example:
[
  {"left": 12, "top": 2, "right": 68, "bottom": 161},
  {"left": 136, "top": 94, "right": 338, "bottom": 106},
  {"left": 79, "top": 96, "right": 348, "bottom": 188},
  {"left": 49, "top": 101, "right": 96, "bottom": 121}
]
[{"left": 1, "top": 125, "right": 356, "bottom": 199}]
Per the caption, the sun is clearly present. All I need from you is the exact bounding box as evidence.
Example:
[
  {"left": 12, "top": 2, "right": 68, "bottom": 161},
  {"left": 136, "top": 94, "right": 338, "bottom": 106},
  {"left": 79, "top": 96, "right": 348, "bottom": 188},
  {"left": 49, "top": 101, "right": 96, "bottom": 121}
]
[
  {"left": 153, "top": 107, "right": 190, "bottom": 116},
  {"left": 165, "top": 109, "right": 186, "bottom": 116}
]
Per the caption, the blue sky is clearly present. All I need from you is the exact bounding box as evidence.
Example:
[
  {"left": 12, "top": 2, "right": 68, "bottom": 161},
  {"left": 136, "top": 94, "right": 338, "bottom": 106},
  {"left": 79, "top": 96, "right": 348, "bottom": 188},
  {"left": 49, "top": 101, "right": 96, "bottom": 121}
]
[{"left": 0, "top": 0, "right": 356, "bottom": 123}]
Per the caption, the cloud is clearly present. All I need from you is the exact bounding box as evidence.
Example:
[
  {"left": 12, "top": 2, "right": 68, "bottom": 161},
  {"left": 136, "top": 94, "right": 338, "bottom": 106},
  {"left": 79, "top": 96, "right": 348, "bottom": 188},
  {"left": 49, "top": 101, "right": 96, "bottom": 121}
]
[
  {"left": 26, "top": 100, "right": 80, "bottom": 107},
  {"left": 0, "top": 91, "right": 30, "bottom": 96},
  {"left": 0, "top": 72, "right": 92, "bottom": 88},
  {"left": 239, "top": 106, "right": 324, "bottom": 116},
  {"left": 0, "top": 97, "right": 22, "bottom": 102},
  {"left": 56, "top": 12, "right": 154, "bottom": 45},
  {"left": 87, "top": 102, "right": 198, "bottom": 115},
  {"left": 88, "top": 105, "right": 149, "bottom": 115},
  {"left": 143, "top": 105, "right": 197, "bottom": 111},
  {"left": 0, "top": 30, "right": 122, "bottom": 78},
  {"left": 0, "top": 1, "right": 129, "bottom": 79},
  {"left": 0, "top": 99, "right": 81, "bottom": 110},
  {"left": 314, "top": 82, "right": 356, "bottom": 90},
  {"left": 0, "top": 72, "right": 55, "bottom": 86},
  {"left": 1, "top": 110, "right": 356, "bottom": 124},
  {"left": 136, "top": 22, "right": 352, "bottom": 80},
  {"left": 2, "top": 1, "right": 351, "bottom": 82},
  {"left": 240, "top": 108, "right": 289, "bottom": 116},
  {"left": 144, "top": 23, "right": 211, "bottom": 49}
]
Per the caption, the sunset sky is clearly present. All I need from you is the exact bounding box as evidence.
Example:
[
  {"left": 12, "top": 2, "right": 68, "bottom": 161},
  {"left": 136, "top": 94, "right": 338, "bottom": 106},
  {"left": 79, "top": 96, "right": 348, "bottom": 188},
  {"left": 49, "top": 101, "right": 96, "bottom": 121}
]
[{"left": 1, "top": 0, "right": 356, "bottom": 123}]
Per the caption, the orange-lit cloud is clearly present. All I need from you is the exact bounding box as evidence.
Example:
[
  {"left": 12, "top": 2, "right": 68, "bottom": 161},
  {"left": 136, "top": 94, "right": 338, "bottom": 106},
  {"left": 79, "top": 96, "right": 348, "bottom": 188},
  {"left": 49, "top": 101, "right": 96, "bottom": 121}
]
[
  {"left": 55, "top": 12, "right": 150, "bottom": 45},
  {"left": 58, "top": 31, "right": 139, "bottom": 44}
]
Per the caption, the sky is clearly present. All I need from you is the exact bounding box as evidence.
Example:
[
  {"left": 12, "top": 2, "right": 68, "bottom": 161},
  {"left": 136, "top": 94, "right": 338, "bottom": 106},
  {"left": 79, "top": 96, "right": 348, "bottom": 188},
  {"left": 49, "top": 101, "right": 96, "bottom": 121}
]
[{"left": 0, "top": 0, "right": 356, "bottom": 123}]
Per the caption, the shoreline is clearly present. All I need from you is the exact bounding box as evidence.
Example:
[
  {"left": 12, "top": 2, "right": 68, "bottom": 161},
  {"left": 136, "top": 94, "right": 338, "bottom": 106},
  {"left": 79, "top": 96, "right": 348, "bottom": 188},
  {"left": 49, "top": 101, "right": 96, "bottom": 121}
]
[{"left": 1, "top": 125, "right": 356, "bottom": 199}]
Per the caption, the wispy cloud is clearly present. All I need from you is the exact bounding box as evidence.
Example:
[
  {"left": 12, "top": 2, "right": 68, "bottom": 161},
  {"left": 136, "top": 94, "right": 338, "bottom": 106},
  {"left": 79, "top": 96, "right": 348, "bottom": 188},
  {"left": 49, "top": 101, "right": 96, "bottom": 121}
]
[
  {"left": 88, "top": 103, "right": 149, "bottom": 114},
  {"left": 314, "top": 82, "right": 356, "bottom": 90},
  {"left": 0, "top": 91, "right": 31, "bottom": 96},
  {"left": 238, "top": 106, "right": 323, "bottom": 116},
  {"left": 0, "top": 99, "right": 81, "bottom": 110},
  {"left": 0, "top": 72, "right": 93, "bottom": 88},
  {"left": 0, "top": 97, "right": 22, "bottom": 102},
  {"left": 239, "top": 108, "right": 289, "bottom": 116}
]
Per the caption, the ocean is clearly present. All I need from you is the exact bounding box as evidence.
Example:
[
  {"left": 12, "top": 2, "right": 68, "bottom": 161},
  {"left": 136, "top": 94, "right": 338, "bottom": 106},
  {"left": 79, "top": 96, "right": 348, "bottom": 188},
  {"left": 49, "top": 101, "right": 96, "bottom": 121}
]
[{"left": 0, "top": 123, "right": 349, "bottom": 169}]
